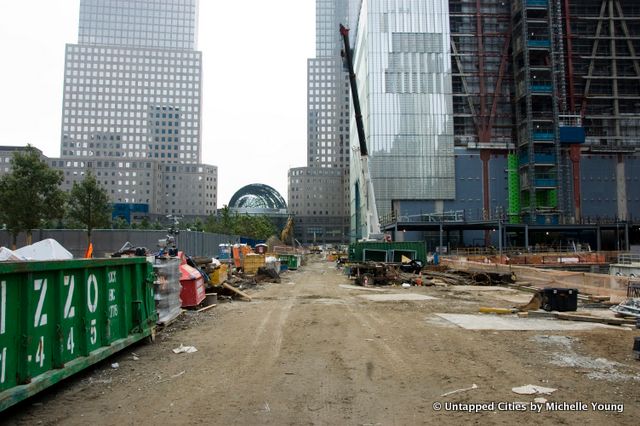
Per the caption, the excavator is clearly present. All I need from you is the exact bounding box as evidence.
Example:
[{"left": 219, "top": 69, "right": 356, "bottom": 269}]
[
  {"left": 280, "top": 215, "right": 294, "bottom": 245},
  {"left": 340, "top": 24, "right": 383, "bottom": 241}
]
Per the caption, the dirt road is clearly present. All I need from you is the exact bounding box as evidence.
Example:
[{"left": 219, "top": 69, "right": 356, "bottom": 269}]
[{"left": 4, "top": 257, "right": 640, "bottom": 425}]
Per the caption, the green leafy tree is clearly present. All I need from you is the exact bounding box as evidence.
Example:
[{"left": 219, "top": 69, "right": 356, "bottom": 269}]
[
  {"left": 0, "top": 146, "right": 66, "bottom": 247},
  {"left": 67, "top": 171, "right": 112, "bottom": 245},
  {"left": 192, "top": 218, "right": 204, "bottom": 231},
  {"left": 112, "top": 217, "right": 130, "bottom": 229},
  {"left": 204, "top": 205, "right": 233, "bottom": 234},
  {"left": 203, "top": 206, "right": 276, "bottom": 240},
  {"left": 139, "top": 216, "right": 151, "bottom": 229}
]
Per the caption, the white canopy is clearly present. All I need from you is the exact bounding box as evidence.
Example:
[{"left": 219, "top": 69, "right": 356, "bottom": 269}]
[{"left": 14, "top": 239, "right": 73, "bottom": 261}]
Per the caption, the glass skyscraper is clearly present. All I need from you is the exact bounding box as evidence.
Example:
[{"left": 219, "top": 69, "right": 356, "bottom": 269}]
[
  {"left": 78, "top": 0, "right": 197, "bottom": 49},
  {"left": 351, "top": 0, "right": 455, "bottom": 237},
  {"left": 59, "top": 0, "right": 216, "bottom": 217}
]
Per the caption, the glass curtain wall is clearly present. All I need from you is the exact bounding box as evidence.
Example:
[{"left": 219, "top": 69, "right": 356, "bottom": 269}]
[{"left": 351, "top": 0, "right": 455, "bottom": 237}]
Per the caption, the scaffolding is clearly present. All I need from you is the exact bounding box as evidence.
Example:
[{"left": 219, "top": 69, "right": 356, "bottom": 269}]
[
  {"left": 568, "top": 0, "right": 640, "bottom": 149},
  {"left": 511, "top": 0, "right": 565, "bottom": 224},
  {"left": 450, "top": 0, "right": 515, "bottom": 150},
  {"left": 448, "top": 0, "right": 639, "bottom": 226},
  {"left": 450, "top": 0, "right": 514, "bottom": 234}
]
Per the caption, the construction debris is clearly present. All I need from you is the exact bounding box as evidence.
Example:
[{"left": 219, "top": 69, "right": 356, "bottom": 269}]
[
  {"left": 222, "top": 282, "right": 252, "bottom": 301},
  {"left": 518, "top": 292, "right": 543, "bottom": 311},
  {"left": 610, "top": 298, "right": 640, "bottom": 318},
  {"left": 512, "top": 384, "right": 557, "bottom": 395},
  {"left": 420, "top": 269, "right": 515, "bottom": 287},
  {"left": 440, "top": 383, "right": 478, "bottom": 397},
  {"left": 172, "top": 344, "right": 198, "bottom": 354},
  {"left": 479, "top": 307, "right": 518, "bottom": 315}
]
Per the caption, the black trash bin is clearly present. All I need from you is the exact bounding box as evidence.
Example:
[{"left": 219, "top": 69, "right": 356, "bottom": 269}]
[{"left": 541, "top": 288, "right": 578, "bottom": 312}]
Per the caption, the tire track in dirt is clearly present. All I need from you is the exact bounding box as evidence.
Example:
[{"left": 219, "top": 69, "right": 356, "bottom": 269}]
[
  {"left": 269, "top": 298, "right": 294, "bottom": 362},
  {"left": 344, "top": 302, "right": 414, "bottom": 376}
]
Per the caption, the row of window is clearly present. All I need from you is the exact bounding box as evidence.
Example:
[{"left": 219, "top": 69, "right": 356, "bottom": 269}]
[
  {"left": 289, "top": 168, "right": 344, "bottom": 177},
  {"left": 64, "top": 149, "right": 198, "bottom": 160},
  {"left": 65, "top": 102, "right": 198, "bottom": 112},
  {"left": 80, "top": 2, "right": 195, "bottom": 17},
  {"left": 64, "top": 132, "right": 197, "bottom": 143},
  {"left": 66, "top": 57, "right": 199, "bottom": 70},
  {"left": 79, "top": 37, "right": 192, "bottom": 49},
  {"left": 66, "top": 45, "right": 199, "bottom": 59},
  {"left": 66, "top": 78, "right": 199, "bottom": 90},
  {"left": 65, "top": 110, "right": 195, "bottom": 120},
  {"left": 64, "top": 124, "right": 198, "bottom": 132}
]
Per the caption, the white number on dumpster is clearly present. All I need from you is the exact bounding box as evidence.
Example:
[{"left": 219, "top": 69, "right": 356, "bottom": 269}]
[
  {"left": 67, "top": 327, "right": 75, "bottom": 354},
  {"left": 34, "top": 279, "right": 48, "bottom": 327},
  {"left": 90, "top": 319, "right": 97, "bottom": 345},
  {"left": 64, "top": 275, "right": 75, "bottom": 319},
  {"left": 0, "top": 347, "right": 6, "bottom": 384},
  {"left": 1, "top": 280, "right": 5, "bottom": 335},
  {"left": 87, "top": 275, "right": 99, "bottom": 346},
  {"left": 34, "top": 336, "right": 45, "bottom": 368},
  {"left": 87, "top": 274, "right": 98, "bottom": 313}
]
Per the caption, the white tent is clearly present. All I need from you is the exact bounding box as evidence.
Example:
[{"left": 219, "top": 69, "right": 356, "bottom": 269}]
[
  {"left": 0, "top": 247, "right": 25, "bottom": 261},
  {"left": 14, "top": 239, "right": 73, "bottom": 261}
]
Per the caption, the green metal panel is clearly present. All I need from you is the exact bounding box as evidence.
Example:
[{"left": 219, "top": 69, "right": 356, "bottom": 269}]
[
  {"left": 535, "top": 189, "right": 558, "bottom": 209},
  {"left": 0, "top": 257, "right": 157, "bottom": 412},
  {"left": 507, "top": 154, "right": 521, "bottom": 222},
  {"left": 348, "top": 242, "right": 427, "bottom": 263},
  {"left": 279, "top": 255, "right": 300, "bottom": 270},
  {"left": 549, "top": 189, "right": 558, "bottom": 208}
]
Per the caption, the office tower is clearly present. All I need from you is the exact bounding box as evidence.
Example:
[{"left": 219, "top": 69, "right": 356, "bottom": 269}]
[
  {"left": 350, "top": 0, "right": 455, "bottom": 240},
  {"left": 288, "top": 0, "right": 351, "bottom": 244},
  {"left": 59, "top": 0, "right": 217, "bottom": 218}
]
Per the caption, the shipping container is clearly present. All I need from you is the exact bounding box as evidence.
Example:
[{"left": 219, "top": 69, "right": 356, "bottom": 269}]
[
  {"left": 348, "top": 242, "right": 427, "bottom": 263},
  {"left": 0, "top": 257, "right": 157, "bottom": 412}
]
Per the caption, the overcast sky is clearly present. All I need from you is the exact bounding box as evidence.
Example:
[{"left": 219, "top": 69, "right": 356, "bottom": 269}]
[{"left": 0, "top": 0, "right": 314, "bottom": 208}]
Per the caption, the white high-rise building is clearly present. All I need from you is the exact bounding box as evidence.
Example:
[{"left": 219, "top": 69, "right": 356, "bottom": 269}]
[
  {"left": 287, "top": 0, "right": 351, "bottom": 244},
  {"left": 59, "top": 0, "right": 217, "bottom": 218}
]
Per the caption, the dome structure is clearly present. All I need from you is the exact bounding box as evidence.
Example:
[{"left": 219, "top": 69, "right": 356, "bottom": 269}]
[{"left": 229, "top": 184, "right": 287, "bottom": 214}]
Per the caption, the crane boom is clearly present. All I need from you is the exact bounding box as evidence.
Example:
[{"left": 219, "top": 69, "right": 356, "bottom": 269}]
[
  {"left": 340, "top": 24, "right": 382, "bottom": 240},
  {"left": 340, "top": 25, "right": 368, "bottom": 157}
]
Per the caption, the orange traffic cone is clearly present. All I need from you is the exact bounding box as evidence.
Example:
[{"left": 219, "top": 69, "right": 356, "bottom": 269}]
[{"left": 84, "top": 242, "right": 94, "bottom": 259}]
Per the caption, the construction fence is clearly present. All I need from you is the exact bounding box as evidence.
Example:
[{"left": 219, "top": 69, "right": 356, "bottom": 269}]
[
  {"left": 443, "top": 258, "right": 630, "bottom": 301},
  {"left": 0, "top": 229, "right": 239, "bottom": 259}
]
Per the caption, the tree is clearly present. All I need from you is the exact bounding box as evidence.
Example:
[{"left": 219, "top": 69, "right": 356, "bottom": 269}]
[
  {"left": 112, "top": 217, "right": 130, "bottom": 229},
  {"left": 66, "top": 171, "right": 112, "bottom": 245},
  {"left": 203, "top": 206, "right": 276, "bottom": 240},
  {"left": 139, "top": 216, "right": 151, "bottom": 230},
  {"left": 0, "top": 146, "right": 66, "bottom": 247}
]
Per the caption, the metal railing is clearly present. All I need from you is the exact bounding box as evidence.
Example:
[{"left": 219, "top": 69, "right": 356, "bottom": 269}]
[{"left": 616, "top": 253, "right": 640, "bottom": 265}]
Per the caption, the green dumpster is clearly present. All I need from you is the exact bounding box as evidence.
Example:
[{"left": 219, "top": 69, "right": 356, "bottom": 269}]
[
  {"left": 279, "top": 254, "right": 300, "bottom": 270},
  {"left": 0, "top": 257, "right": 157, "bottom": 412}
]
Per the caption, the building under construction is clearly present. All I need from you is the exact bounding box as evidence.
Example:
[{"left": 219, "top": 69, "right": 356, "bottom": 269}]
[{"left": 373, "top": 0, "right": 640, "bottom": 250}]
